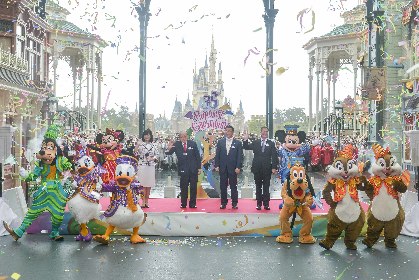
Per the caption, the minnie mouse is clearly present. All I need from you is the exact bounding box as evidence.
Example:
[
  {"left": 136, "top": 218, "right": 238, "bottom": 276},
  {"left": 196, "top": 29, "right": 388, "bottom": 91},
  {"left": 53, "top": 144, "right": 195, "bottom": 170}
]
[{"left": 88, "top": 128, "right": 125, "bottom": 183}]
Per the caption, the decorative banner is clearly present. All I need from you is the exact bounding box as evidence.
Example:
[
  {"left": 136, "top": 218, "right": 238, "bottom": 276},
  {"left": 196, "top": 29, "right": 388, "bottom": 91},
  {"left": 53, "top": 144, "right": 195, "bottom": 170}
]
[
  {"left": 191, "top": 109, "right": 229, "bottom": 132},
  {"left": 362, "top": 67, "right": 387, "bottom": 100},
  {"left": 342, "top": 95, "right": 356, "bottom": 112}
]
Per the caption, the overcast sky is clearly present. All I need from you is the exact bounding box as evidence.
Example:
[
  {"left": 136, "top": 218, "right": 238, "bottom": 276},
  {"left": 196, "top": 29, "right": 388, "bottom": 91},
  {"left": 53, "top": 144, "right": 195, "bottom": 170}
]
[{"left": 54, "top": 0, "right": 361, "bottom": 119}]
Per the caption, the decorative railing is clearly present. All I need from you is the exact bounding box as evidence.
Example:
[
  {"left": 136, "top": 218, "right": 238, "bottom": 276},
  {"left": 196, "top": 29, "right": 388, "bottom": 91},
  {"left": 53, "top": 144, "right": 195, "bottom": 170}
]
[
  {"left": 0, "top": 48, "right": 28, "bottom": 73},
  {"left": 58, "top": 110, "right": 97, "bottom": 132},
  {"left": 313, "top": 112, "right": 362, "bottom": 135}
]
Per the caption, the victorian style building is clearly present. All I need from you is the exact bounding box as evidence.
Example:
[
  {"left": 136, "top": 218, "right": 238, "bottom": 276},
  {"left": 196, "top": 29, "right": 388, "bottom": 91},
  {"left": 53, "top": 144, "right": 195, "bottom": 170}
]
[
  {"left": 0, "top": 0, "right": 107, "bottom": 189},
  {"left": 0, "top": 0, "right": 52, "bottom": 189}
]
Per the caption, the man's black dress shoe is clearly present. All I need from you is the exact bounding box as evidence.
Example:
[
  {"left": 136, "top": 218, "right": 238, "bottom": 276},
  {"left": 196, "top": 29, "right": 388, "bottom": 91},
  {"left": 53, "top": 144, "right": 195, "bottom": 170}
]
[
  {"left": 256, "top": 205, "right": 261, "bottom": 210},
  {"left": 264, "top": 206, "right": 270, "bottom": 210},
  {"left": 180, "top": 205, "right": 186, "bottom": 209},
  {"left": 220, "top": 204, "right": 226, "bottom": 209},
  {"left": 232, "top": 204, "right": 238, "bottom": 209},
  {"left": 189, "top": 205, "right": 197, "bottom": 208}
]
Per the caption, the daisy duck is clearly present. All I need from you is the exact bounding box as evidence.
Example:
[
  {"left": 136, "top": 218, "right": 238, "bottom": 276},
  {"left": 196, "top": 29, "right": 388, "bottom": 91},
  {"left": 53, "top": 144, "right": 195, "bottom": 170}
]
[{"left": 67, "top": 149, "right": 104, "bottom": 242}]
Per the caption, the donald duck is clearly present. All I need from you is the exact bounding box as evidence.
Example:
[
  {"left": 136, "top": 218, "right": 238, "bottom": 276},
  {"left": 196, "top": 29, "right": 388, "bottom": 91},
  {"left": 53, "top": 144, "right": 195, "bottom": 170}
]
[{"left": 93, "top": 155, "right": 146, "bottom": 245}]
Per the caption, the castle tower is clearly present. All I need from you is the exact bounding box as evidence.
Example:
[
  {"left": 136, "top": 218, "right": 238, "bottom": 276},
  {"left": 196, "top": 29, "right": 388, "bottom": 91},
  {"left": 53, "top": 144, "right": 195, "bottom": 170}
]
[
  {"left": 209, "top": 34, "right": 217, "bottom": 85},
  {"left": 192, "top": 35, "right": 225, "bottom": 110}
]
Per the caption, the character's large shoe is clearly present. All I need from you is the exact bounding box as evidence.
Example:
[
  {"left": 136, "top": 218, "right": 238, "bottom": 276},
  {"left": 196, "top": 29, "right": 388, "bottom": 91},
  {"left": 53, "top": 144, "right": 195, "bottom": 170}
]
[
  {"left": 345, "top": 243, "right": 357, "bottom": 250},
  {"left": 75, "top": 230, "right": 93, "bottom": 242},
  {"left": 276, "top": 233, "right": 293, "bottom": 244},
  {"left": 309, "top": 203, "right": 316, "bottom": 210},
  {"left": 93, "top": 235, "right": 110, "bottom": 245},
  {"left": 49, "top": 230, "right": 64, "bottom": 241},
  {"left": 130, "top": 234, "right": 146, "bottom": 244},
  {"left": 299, "top": 235, "right": 316, "bottom": 244},
  {"left": 2, "top": 221, "right": 20, "bottom": 241},
  {"left": 319, "top": 239, "right": 332, "bottom": 250},
  {"left": 362, "top": 239, "right": 374, "bottom": 248},
  {"left": 385, "top": 239, "right": 397, "bottom": 249}
]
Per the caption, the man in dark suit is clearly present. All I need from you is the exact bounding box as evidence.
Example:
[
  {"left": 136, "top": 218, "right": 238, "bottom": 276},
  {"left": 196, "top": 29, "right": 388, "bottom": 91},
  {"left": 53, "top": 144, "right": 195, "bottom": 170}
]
[
  {"left": 215, "top": 125, "right": 243, "bottom": 209},
  {"left": 166, "top": 131, "right": 201, "bottom": 208},
  {"left": 243, "top": 127, "right": 278, "bottom": 210}
]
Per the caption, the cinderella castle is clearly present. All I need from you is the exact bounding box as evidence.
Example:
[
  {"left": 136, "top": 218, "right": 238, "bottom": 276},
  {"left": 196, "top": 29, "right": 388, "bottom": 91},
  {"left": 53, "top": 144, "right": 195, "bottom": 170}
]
[{"left": 162, "top": 35, "right": 245, "bottom": 134}]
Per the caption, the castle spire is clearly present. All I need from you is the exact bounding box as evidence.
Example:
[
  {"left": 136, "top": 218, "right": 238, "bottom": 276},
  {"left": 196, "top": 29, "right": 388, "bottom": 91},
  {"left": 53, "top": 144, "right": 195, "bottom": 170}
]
[{"left": 194, "top": 59, "right": 197, "bottom": 74}]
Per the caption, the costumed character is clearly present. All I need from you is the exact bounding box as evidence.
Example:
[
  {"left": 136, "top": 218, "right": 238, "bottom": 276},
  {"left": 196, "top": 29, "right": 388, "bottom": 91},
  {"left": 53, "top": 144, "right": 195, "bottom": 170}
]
[
  {"left": 3, "top": 125, "right": 73, "bottom": 241},
  {"left": 276, "top": 125, "right": 313, "bottom": 209},
  {"left": 319, "top": 146, "right": 366, "bottom": 250},
  {"left": 276, "top": 125, "right": 310, "bottom": 184},
  {"left": 67, "top": 149, "right": 104, "bottom": 241},
  {"left": 89, "top": 128, "right": 124, "bottom": 183},
  {"left": 362, "top": 144, "right": 409, "bottom": 249},
  {"left": 276, "top": 163, "right": 316, "bottom": 244},
  {"left": 199, "top": 132, "right": 217, "bottom": 198},
  {"left": 309, "top": 139, "right": 322, "bottom": 171},
  {"left": 122, "top": 137, "right": 136, "bottom": 157},
  {"left": 93, "top": 155, "right": 146, "bottom": 245},
  {"left": 321, "top": 142, "right": 334, "bottom": 171}
]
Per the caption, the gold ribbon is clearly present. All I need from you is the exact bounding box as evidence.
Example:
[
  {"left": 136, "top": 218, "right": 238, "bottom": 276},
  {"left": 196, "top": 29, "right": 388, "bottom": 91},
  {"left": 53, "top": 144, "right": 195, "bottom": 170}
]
[{"left": 126, "top": 189, "right": 138, "bottom": 212}]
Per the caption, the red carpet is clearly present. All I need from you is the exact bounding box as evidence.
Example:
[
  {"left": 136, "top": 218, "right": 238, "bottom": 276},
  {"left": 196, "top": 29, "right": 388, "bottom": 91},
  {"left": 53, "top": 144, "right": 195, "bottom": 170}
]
[{"left": 95, "top": 198, "right": 369, "bottom": 214}]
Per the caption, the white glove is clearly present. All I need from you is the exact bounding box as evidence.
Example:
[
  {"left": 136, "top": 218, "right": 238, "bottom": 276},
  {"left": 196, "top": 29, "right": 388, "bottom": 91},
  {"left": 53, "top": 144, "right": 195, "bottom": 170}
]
[
  {"left": 95, "top": 181, "right": 102, "bottom": 192},
  {"left": 91, "top": 191, "right": 101, "bottom": 200},
  {"left": 19, "top": 167, "right": 29, "bottom": 179},
  {"left": 62, "top": 170, "right": 72, "bottom": 179},
  {"left": 79, "top": 138, "right": 87, "bottom": 147},
  {"left": 72, "top": 180, "right": 78, "bottom": 189}
]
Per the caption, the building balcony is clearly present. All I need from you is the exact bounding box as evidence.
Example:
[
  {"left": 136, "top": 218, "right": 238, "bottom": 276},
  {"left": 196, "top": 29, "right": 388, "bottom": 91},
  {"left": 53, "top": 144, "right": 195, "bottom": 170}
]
[{"left": 0, "top": 49, "right": 28, "bottom": 74}]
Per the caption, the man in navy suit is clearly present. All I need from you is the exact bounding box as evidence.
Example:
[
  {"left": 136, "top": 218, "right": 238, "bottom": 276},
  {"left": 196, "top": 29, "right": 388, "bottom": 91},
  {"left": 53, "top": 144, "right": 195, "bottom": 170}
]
[
  {"left": 243, "top": 127, "right": 278, "bottom": 210},
  {"left": 166, "top": 131, "right": 201, "bottom": 208},
  {"left": 215, "top": 125, "right": 243, "bottom": 209}
]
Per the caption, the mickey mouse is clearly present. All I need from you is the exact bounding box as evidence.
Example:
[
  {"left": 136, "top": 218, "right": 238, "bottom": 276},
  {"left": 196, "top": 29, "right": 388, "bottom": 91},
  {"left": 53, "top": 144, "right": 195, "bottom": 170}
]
[{"left": 276, "top": 125, "right": 310, "bottom": 184}]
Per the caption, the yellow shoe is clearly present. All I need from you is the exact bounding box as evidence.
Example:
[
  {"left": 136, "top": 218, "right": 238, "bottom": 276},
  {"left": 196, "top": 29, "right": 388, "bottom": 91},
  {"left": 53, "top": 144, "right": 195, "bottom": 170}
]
[
  {"left": 299, "top": 235, "right": 316, "bottom": 244},
  {"left": 93, "top": 235, "right": 110, "bottom": 245},
  {"left": 276, "top": 234, "right": 293, "bottom": 244},
  {"left": 130, "top": 234, "right": 146, "bottom": 244}
]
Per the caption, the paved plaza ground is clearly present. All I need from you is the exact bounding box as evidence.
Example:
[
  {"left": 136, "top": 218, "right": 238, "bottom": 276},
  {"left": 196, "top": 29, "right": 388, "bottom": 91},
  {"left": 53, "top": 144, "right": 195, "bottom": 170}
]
[
  {"left": 0, "top": 235, "right": 418, "bottom": 280},
  {"left": 1, "top": 170, "right": 418, "bottom": 280}
]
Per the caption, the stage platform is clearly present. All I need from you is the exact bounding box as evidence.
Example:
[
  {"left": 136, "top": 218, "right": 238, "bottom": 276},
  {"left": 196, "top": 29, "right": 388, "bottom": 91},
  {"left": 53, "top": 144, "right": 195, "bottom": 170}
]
[{"left": 26, "top": 198, "right": 370, "bottom": 237}]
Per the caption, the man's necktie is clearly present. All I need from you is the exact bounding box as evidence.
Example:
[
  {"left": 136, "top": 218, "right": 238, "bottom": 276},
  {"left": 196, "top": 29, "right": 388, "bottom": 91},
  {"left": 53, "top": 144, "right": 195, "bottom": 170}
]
[
  {"left": 262, "top": 140, "right": 266, "bottom": 153},
  {"left": 183, "top": 142, "right": 187, "bottom": 153}
]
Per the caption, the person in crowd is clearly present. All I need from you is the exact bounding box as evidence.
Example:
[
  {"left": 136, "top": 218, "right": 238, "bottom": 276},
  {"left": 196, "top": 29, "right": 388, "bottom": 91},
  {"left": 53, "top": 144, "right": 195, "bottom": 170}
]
[
  {"left": 243, "top": 127, "right": 278, "bottom": 210},
  {"left": 135, "top": 129, "right": 158, "bottom": 208},
  {"left": 214, "top": 125, "right": 243, "bottom": 209},
  {"left": 165, "top": 131, "right": 201, "bottom": 208}
]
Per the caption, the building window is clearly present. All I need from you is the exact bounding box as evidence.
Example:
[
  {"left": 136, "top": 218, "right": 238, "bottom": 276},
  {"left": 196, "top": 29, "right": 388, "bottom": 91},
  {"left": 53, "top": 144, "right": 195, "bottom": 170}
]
[
  {"left": 0, "top": 37, "right": 12, "bottom": 52},
  {"left": 0, "top": 20, "right": 13, "bottom": 33},
  {"left": 26, "top": 37, "right": 42, "bottom": 81}
]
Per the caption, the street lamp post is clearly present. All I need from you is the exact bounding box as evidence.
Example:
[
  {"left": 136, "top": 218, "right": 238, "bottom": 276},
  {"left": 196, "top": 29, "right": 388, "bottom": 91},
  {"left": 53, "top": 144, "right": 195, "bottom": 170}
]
[
  {"left": 262, "top": 0, "right": 278, "bottom": 139},
  {"left": 0, "top": 162, "right": 3, "bottom": 198},
  {"left": 366, "top": 0, "right": 384, "bottom": 144},
  {"left": 47, "top": 96, "right": 58, "bottom": 125},
  {"left": 135, "top": 0, "right": 151, "bottom": 136},
  {"left": 335, "top": 101, "right": 343, "bottom": 150},
  {"left": 41, "top": 95, "right": 58, "bottom": 126}
]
